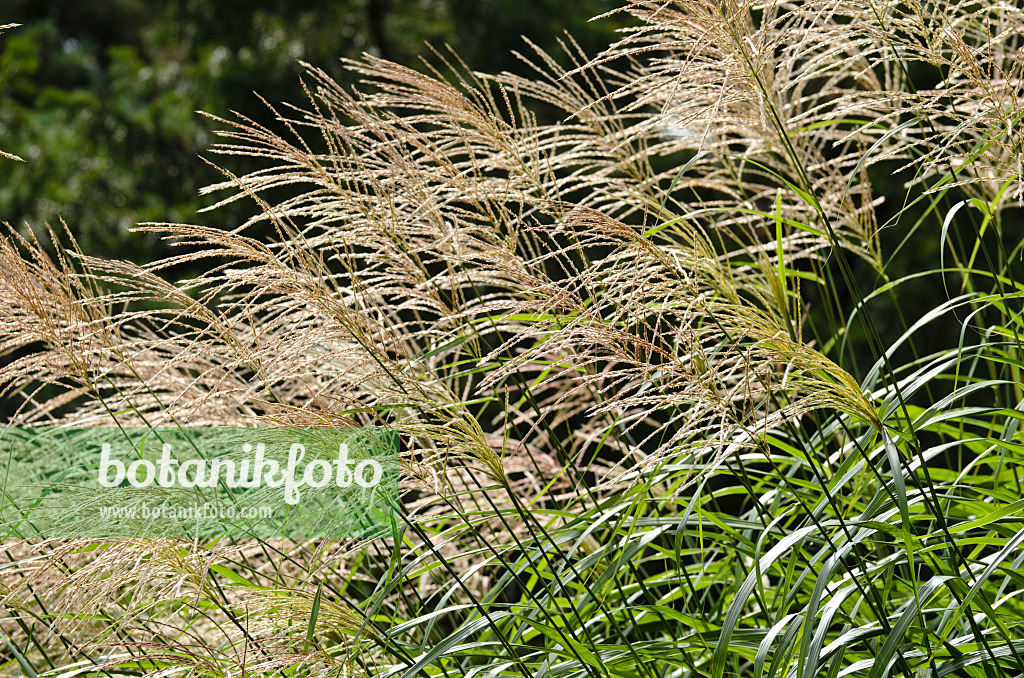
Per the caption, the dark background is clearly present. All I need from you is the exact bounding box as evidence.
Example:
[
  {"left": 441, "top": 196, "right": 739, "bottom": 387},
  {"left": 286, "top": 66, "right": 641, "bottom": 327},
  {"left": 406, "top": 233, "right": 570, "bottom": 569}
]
[{"left": 1, "top": 0, "right": 620, "bottom": 259}]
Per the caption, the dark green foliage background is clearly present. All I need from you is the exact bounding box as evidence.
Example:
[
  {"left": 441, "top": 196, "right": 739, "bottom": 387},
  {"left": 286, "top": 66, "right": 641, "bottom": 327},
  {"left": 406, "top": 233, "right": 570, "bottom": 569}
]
[{"left": 0, "top": 0, "right": 618, "bottom": 259}]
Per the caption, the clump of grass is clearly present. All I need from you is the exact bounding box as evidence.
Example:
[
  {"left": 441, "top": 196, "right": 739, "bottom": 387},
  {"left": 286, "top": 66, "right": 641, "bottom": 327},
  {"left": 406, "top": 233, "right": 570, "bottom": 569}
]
[{"left": 2, "top": 2, "right": 1024, "bottom": 677}]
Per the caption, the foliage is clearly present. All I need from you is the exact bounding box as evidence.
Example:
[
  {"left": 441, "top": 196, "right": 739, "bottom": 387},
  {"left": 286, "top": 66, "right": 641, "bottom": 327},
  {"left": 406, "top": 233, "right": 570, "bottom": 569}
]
[
  {"left": 0, "top": 0, "right": 619, "bottom": 258},
  {"left": 3, "top": 2, "right": 1024, "bottom": 677}
]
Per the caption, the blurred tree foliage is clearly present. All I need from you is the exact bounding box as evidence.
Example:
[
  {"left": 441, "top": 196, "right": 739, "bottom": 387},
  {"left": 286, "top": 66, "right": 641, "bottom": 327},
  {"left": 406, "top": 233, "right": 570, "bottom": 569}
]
[{"left": 0, "top": 0, "right": 619, "bottom": 259}]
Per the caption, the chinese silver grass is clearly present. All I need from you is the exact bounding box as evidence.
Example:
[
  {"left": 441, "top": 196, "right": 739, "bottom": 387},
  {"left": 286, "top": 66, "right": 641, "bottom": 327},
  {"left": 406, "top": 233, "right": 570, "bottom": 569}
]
[{"left": 2, "top": 2, "right": 1024, "bottom": 676}]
